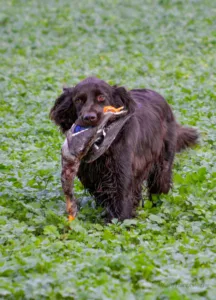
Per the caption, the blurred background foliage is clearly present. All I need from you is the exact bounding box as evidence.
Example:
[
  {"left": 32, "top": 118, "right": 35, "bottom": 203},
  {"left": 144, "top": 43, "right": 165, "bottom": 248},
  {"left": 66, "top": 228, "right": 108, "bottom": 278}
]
[{"left": 0, "top": 0, "right": 216, "bottom": 299}]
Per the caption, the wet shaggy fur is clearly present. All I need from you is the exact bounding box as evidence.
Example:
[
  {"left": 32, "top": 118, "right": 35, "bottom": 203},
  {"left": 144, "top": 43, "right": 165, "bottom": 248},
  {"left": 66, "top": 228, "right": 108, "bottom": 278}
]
[{"left": 50, "top": 77, "right": 198, "bottom": 221}]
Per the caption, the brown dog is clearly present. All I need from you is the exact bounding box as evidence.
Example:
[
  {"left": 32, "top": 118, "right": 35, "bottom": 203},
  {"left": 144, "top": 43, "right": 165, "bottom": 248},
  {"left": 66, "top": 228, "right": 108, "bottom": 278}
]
[{"left": 50, "top": 77, "right": 198, "bottom": 221}]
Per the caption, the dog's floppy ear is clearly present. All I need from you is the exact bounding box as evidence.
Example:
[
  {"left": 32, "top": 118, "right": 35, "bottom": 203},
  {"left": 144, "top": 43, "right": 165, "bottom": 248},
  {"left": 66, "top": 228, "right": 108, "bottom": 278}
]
[
  {"left": 112, "top": 86, "right": 136, "bottom": 113},
  {"left": 50, "top": 87, "right": 77, "bottom": 133}
]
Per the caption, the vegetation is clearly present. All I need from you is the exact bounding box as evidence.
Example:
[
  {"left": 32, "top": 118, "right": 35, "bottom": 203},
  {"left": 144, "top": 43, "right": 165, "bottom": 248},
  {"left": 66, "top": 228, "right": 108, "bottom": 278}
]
[{"left": 0, "top": 0, "right": 216, "bottom": 299}]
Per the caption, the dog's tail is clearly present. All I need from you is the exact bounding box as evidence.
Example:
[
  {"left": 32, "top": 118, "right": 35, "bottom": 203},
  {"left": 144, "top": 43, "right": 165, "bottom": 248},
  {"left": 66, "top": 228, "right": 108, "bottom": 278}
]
[{"left": 176, "top": 124, "right": 199, "bottom": 152}]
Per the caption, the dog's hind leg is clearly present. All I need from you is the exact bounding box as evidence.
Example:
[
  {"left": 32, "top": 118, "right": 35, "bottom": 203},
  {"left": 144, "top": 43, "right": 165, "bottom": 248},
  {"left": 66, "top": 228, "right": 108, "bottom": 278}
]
[
  {"left": 147, "top": 159, "right": 173, "bottom": 196},
  {"left": 147, "top": 124, "right": 177, "bottom": 198}
]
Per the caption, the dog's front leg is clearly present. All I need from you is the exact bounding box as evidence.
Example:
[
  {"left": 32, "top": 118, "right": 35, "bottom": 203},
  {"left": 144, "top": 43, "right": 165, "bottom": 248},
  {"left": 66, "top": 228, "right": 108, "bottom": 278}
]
[{"left": 113, "top": 156, "right": 134, "bottom": 221}]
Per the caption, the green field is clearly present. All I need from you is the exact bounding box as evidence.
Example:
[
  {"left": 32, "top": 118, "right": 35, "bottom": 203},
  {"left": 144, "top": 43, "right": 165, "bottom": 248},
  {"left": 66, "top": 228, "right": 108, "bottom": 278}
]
[{"left": 1, "top": 0, "right": 216, "bottom": 299}]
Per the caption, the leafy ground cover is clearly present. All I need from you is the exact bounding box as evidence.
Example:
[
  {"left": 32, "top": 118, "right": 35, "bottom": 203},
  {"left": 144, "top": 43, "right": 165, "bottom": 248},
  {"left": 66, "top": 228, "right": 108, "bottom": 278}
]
[{"left": 0, "top": 0, "right": 216, "bottom": 299}]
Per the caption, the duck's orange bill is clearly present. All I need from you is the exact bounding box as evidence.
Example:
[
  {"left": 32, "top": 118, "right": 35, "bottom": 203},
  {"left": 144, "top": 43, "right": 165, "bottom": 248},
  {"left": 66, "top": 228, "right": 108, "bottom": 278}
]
[
  {"left": 68, "top": 215, "right": 75, "bottom": 221},
  {"left": 103, "top": 106, "right": 124, "bottom": 113}
]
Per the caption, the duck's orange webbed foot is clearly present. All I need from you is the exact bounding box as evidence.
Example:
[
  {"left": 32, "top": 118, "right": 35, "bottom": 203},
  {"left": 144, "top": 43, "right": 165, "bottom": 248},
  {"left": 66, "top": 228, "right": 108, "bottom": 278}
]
[{"left": 103, "top": 106, "right": 124, "bottom": 113}]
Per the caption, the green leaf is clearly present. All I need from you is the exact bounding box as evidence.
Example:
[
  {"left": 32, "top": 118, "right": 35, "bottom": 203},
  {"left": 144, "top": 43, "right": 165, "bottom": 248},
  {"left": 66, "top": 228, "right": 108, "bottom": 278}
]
[{"left": 148, "top": 214, "right": 164, "bottom": 224}]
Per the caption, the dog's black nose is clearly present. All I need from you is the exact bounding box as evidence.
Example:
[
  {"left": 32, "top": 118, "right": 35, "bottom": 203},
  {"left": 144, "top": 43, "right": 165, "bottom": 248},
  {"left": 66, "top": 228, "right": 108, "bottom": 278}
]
[{"left": 82, "top": 112, "right": 97, "bottom": 123}]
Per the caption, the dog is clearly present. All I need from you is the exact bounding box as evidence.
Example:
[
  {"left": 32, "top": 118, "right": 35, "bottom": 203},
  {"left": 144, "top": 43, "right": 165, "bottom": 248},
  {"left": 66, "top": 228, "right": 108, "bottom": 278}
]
[{"left": 50, "top": 77, "right": 198, "bottom": 221}]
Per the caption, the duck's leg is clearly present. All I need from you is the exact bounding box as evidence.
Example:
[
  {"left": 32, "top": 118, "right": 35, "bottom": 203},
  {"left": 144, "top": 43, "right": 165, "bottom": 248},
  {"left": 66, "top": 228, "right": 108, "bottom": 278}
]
[{"left": 61, "top": 141, "right": 80, "bottom": 220}]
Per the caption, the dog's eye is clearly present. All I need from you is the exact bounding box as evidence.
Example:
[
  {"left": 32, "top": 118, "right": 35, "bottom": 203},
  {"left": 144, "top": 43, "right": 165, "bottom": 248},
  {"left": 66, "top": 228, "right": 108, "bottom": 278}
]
[
  {"left": 97, "top": 95, "right": 105, "bottom": 102},
  {"left": 75, "top": 98, "right": 83, "bottom": 104}
]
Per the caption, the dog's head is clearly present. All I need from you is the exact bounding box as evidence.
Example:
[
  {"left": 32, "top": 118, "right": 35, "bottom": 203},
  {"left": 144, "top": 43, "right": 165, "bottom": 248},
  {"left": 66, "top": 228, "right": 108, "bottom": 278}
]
[{"left": 50, "top": 77, "right": 135, "bottom": 133}]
